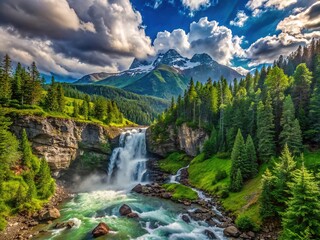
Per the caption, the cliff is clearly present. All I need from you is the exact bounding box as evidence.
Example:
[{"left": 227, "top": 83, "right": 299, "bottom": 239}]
[
  {"left": 146, "top": 123, "right": 208, "bottom": 157},
  {"left": 10, "top": 115, "right": 121, "bottom": 173}
]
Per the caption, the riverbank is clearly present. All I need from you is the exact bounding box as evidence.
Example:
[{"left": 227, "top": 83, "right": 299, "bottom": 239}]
[{"left": 0, "top": 181, "right": 71, "bottom": 240}]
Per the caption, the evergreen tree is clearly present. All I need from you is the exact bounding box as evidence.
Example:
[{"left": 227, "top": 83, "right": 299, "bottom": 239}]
[
  {"left": 280, "top": 96, "right": 303, "bottom": 155},
  {"left": 203, "top": 126, "right": 218, "bottom": 159},
  {"left": 0, "top": 54, "right": 12, "bottom": 100},
  {"left": 246, "top": 135, "right": 258, "bottom": 177},
  {"left": 272, "top": 144, "right": 296, "bottom": 214},
  {"left": 21, "top": 129, "right": 33, "bottom": 169},
  {"left": 281, "top": 165, "right": 320, "bottom": 239},
  {"left": 94, "top": 96, "right": 107, "bottom": 120},
  {"left": 56, "top": 83, "right": 65, "bottom": 113},
  {"left": 73, "top": 101, "right": 79, "bottom": 118},
  {"left": 260, "top": 169, "right": 276, "bottom": 219},
  {"left": 12, "top": 63, "right": 23, "bottom": 103},
  {"left": 309, "top": 55, "right": 320, "bottom": 143},
  {"left": 233, "top": 169, "right": 243, "bottom": 192},
  {"left": 36, "top": 159, "right": 55, "bottom": 199},
  {"left": 230, "top": 129, "right": 247, "bottom": 191},
  {"left": 292, "top": 63, "right": 312, "bottom": 131},
  {"left": 257, "top": 93, "right": 275, "bottom": 162},
  {"left": 44, "top": 77, "right": 59, "bottom": 111}
]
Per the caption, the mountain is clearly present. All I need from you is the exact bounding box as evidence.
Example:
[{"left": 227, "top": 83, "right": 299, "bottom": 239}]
[
  {"left": 74, "top": 49, "right": 244, "bottom": 99},
  {"left": 124, "top": 65, "right": 189, "bottom": 99}
]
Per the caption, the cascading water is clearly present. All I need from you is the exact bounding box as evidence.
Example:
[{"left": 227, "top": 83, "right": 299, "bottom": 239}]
[{"left": 107, "top": 128, "right": 148, "bottom": 187}]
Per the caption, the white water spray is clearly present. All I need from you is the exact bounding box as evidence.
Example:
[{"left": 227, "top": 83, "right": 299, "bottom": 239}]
[{"left": 107, "top": 128, "right": 148, "bottom": 187}]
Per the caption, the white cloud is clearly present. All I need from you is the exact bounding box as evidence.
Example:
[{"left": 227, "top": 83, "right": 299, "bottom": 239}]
[
  {"left": 231, "top": 66, "right": 250, "bottom": 75},
  {"left": 154, "top": 17, "right": 244, "bottom": 65},
  {"left": 181, "top": 0, "right": 211, "bottom": 11},
  {"left": 0, "top": 0, "right": 155, "bottom": 77},
  {"left": 230, "top": 10, "right": 249, "bottom": 27},
  {"left": 246, "top": 0, "right": 298, "bottom": 12}
]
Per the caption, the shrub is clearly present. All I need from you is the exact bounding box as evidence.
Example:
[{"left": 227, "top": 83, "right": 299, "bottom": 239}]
[
  {"left": 216, "top": 152, "right": 230, "bottom": 159},
  {"left": 215, "top": 170, "right": 228, "bottom": 182},
  {"left": 236, "top": 215, "right": 257, "bottom": 231},
  {"left": 220, "top": 189, "right": 229, "bottom": 199}
]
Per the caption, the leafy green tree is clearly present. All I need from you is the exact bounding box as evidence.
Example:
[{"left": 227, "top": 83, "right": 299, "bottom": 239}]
[
  {"left": 281, "top": 165, "right": 320, "bottom": 239},
  {"left": 280, "top": 96, "right": 303, "bottom": 155},
  {"left": 257, "top": 93, "right": 275, "bottom": 162},
  {"left": 292, "top": 63, "right": 312, "bottom": 131},
  {"left": 246, "top": 135, "right": 258, "bottom": 177}
]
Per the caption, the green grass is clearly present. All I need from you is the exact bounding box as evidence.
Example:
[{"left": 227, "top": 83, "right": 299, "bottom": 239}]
[
  {"left": 188, "top": 153, "right": 268, "bottom": 229},
  {"left": 188, "top": 153, "right": 232, "bottom": 196},
  {"left": 303, "top": 150, "right": 320, "bottom": 172},
  {"left": 159, "top": 152, "right": 191, "bottom": 174},
  {"left": 162, "top": 183, "right": 198, "bottom": 201}
]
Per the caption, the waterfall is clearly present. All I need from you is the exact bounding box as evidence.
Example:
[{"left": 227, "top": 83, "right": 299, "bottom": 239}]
[{"left": 107, "top": 128, "right": 148, "bottom": 187}]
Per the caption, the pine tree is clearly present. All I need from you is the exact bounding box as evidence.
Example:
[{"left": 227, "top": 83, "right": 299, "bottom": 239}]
[
  {"left": 309, "top": 55, "right": 320, "bottom": 143},
  {"left": 44, "top": 77, "right": 59, "bottom": 111},
  {"left": 233, "top": 169, "right": 243, "bottom": 192},
  {"left": 0, "top": 54, "right": 12, "bottom": 100},
  {"left": 56, "top": 83, "right": 65, "bottom": 113},
  {"left": 94, "top": 97, "right": 107, "bottom": 120},
  {"left": 36, "top": 159, "right": 55, "bottom": 199},
  {"left": 203, "top": 126, "right": 218, "bottom": 159},
  {"left": 280, "top": 96, "right": 303, "bottom": 155},
  {"left": 292, "top": 63, "right": 312, "bottom": 131},
  {"left": 281, "top": 165, "right": 320, "bottom": 239},
  {"left": 257, "top": 93, "right": 275, "bottom": 162},
  {"left": 272, "top": 144, "right": 296, "bottom": 213},
  {"left": 260, "top": 169, "right": 276, "bottom": 219},
  {"left": 21, "top": 129, "right": 33, "bottom": 169},
  {"left": 12, "top": 63, "right": 23, "bottom": 103},
  {"left": 230, "top": 129, "right": 247, "bottom": 191},
  {"left": 246, "top": 135, "right": 258, "bottom": 177},
  {"left": 73, "top": 101, "right": 79, "bottom": 118},
  {"left": 28, "top": 62, "right": 43, "bottom": 105}
]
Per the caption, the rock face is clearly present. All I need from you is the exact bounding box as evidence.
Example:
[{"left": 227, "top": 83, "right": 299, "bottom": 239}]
[
  {"left": 92, "top": 222, "right": 110, "bottom": 238},
  {"left": 10, "top": 115, "right": 121, "bottom": 172},
  {"left": 146, "top": 123, "right": 208, "bottom": 157}
]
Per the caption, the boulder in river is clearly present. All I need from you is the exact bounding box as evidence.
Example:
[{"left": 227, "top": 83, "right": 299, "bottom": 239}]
[
  {"left": 204, "top": 229, "right": 218, "bottom": 239},
  {"left": 127, "top": 212, "right": 139, "bottom": 218},
  {"left": 92, "top": 222, "right": 110, "bottom": 238},
  {"left": 119, "top": 204, "right": 132, "bottom": 216},
  {"left": 161, "top": 192, "right": 172, "bottom": 199},
  {"left": 39, "top": 208, "right": 60, "bottom": 221},
  {"left": 54, "top": 220, "right": 75, "bottom": 229},
  {"left": 181, "top": 215, "right": 190, "bottom": 223},
  {"left": 223, "top": 226, "right": 240, "bottom": 237},
  {"left": 132, "top": 184, "right": 143, "bottom": 193}
]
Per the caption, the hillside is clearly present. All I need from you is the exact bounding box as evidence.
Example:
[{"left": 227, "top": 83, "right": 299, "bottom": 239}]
[{"left": 124, "top": 65, "right": 189, "bottom": 99}]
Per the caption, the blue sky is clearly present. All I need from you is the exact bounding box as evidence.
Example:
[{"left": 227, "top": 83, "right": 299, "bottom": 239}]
[{"left": 0, "top": 0, "right": 319, "bottom": 78}]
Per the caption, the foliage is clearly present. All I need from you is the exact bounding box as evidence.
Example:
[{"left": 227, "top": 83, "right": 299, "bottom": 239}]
[
  {"left": 159, "top": 152, "right": 191, "bottom": 174},
  {"left": 162, "top": 183, "right": 198, "bottom": 201},
  {"left": 236, "top": 215, "right": 258, "bottom": 231}
]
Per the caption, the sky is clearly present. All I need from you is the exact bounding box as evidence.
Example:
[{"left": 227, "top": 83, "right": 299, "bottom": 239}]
[{"left": 0, "top": 0, "right": 319, "bottom": 79}]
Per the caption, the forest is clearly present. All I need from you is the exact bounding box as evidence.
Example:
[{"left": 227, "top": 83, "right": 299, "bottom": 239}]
[{"left": 151, "top": 39, "right": 320, "bottom": 239}]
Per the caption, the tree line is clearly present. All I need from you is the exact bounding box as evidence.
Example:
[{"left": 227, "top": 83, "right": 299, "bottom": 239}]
[{"left": 152, "top": 40, "right": 320, "bottom": 239}]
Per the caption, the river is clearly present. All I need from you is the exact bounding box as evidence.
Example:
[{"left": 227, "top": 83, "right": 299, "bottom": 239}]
[{"left": 33, "top": 129, "right": 227, "bottom": 240}]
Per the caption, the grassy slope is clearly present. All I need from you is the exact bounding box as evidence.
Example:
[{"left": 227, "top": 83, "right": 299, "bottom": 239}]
[
  {"left": 123, "top": 65, "right": 188, "bottom": 99},
  {"left": 159, "top": 152, "right": 191, "bottom": 174},
  {"left": 3, "top": 94, "right": 135, "bottom": 128},
  {"left": 162, "top": 183, "right": 198, "bottom": 201}
]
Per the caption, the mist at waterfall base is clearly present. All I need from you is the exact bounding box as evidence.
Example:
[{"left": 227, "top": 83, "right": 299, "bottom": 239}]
[{"left": 34, "top": 129, "right": 226, "bottom": 240}]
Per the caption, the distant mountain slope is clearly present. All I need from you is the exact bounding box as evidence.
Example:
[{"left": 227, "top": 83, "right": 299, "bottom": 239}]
[
  {"left": 74, "top": 49, "right": 244, "bottom": 99},
  {"left": 70, "top": 84, "right": 169, "bottom": 124},
  {"left": 124, "top": 65, "right": 189, "bottom": 99}
]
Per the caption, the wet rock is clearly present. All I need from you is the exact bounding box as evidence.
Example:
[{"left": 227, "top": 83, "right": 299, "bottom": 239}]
[
  {"left": 132, "top": 184, "right": 143, "bottom": 193},
  {"left": 181, "top": 215, "right": 190, "bottom": 223},
  {"left": 119, "top": 204, "right": 132, "bottom": 216},
  {"left": 127, "top": 212, "right": 139, "bottom": 218},
  {"left": 54, "top": 221, "right": 75, "bottom": 229},
  {"left": 204, "top": 230, "right": 218, "bottom": 239},
  {"left": 161, "top": 192, "right": 172, "bottom": 199},
  {"left": 240, "top": 232, "right": 251, "bottom": 239},
  {"left": 247, "top": 231, "right": 255, "bottom": 238},
  {"left": 92, "top": 222, "right": 109, "bottom": 238},
  {"left": 39, "top": 208, "right": 60, "bottom": 221},
  {"left": 223, "top": 226, "right": 240, "bottom": 238},
  {"left": 206, "top": 219, "right": 217, "bottom": 227}
]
